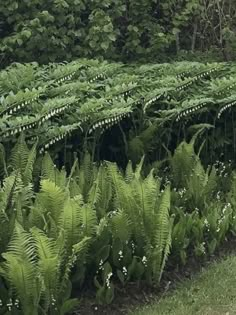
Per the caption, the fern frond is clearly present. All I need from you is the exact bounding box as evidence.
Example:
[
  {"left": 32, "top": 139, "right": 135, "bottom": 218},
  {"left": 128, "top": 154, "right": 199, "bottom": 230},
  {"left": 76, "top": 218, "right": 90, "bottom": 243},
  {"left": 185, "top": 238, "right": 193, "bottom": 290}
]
[
  {"left": 22, "top": 139, "right": 38, "bottom": 185},
  {"left": 59, "top": 236, "right": 91, "bottom": 298},
  {"left": 59, "top": 196, "right": 83, "bottom": 250},
  {"left": 9, "top": 134, "right": 29, "bottom": 174},
  {"left": 0, "top": 224, "right": 39, "bottom": 314},
  {"left": 151, "top": 185, "right": 171, "bottom": 282},
  {"left": 31, "top": 227, "right": 60, "bottom": 308},
  {"left": 171, "top": 140, "right": 198, "bottom": 188},
  {"left": 37, "top": 179, "right": 67, "bottom": 228},
  {"left": 125, "top": 161, "right": 134, "bottom": 183},
  {"left": 41, "top": 153, "right": 56, "bottom": 181},
  {"left": 93, "top": 164, "right": 112, "bottom": 218},
  {"left": 111, "top": 209, "right": 131, "bottom": 243},
  {"left": 0, "top": 143, "right": 8, "bottom": 178},
  {"left": 79, "top": 204, "right": 97, "bottom": 237}
]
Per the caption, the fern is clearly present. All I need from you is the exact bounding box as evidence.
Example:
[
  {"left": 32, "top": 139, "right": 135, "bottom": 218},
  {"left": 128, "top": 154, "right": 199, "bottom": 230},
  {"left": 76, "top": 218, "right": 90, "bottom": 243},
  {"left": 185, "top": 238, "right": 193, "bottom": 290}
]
[
  {"left": 111, "top": 209, "right": 131, "bottom": 243},
  {"left": 9, "top": 134, "right": 30, "bottom": 173},
  {"left": 0, "top": 143, "right": 8, "bottom": 178},
  {"left": 79, "top": 204, "right": 97, "bottom": 237},
  {"left": 37, "top": 180, "right": 67, "bottom": 235},
  {"left": 0, "top": 173, "right": 26, "bottom": 252},
  {"left": 74, "top": 151, "right": 97, "bottom": 202},
  {"left": 31, "top": 227, "right": 61, "bottom": 311},
  {"left": 59, "top": 196, "right": 83, "bottom": 250},
  {"left": 171, "top": 139, "right": 198, "bottom": 188},
  {"left": 41, "top": 153, "right": 56, "bottom": 181},
  {"left": 22, "top": 139, "right": 38, "bottom": 185},
  {"left": 150, "top": 185, "right": 171, "bottom": 283},
  {"left": 0, "top": 224, "right": 39, "bottom": 315}
]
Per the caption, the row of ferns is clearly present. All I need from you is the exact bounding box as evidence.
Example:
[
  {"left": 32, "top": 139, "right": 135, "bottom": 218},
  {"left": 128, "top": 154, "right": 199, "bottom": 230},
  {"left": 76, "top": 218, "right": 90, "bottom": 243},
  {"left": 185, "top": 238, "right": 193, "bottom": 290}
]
[
  {"left": 1, "top": 59, "right": 236, "bottom": 167},
  {"left": 0, "top": 135, "right": 235, "bottom": 314},
  {"left": 1, "top": 59, "right": 236, "bottom": 314}
]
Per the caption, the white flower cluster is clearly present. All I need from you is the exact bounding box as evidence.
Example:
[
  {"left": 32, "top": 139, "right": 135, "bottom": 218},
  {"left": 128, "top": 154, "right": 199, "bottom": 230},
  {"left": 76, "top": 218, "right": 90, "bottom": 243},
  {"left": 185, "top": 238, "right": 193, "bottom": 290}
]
[
  {"left": 178, "top": 188, "right": 186, "bottom": 198},
  {"left": 118, "top": 250, "right": 123, "bottom": 261},
  {"left": 99, "top": 259, "right": 104, "bottom": 270},
  {"left": 51, "top": 295, "right": 56, "bottom": 306},
  {"left": 5, "top": 298, "right": 20, "bottom": 311},
  {"left": 108, "top": 210, "right": 118, "bottom": 218},
  {"left": 204, "top": 218, "right": 210, "bottom": 232},
  {"left": 216, "top": 203, "right": 232, "bottom": 232},
  {"left": 216, "top": 191, "right": 221, "bottom": 200},
  {"left": 222, "top": 203, "right": 231, "bottom": 214},
  {"left": 201, "top": 242, "right": 206, "bottom": 255},
  {"left": 106, "top": 272, "right": 113, "bottom": 289},
  {"left": 70, "top": 250, "right": 78, "bottom": 267},
  {"left": 142, "top": 256, "right": 148, "bottom": 267},
  {"left": 215, "top": 161, "right": 228, "bottom": 177},
  {"left": 131, "top": 241, "right": 135, "bottom": 253}
]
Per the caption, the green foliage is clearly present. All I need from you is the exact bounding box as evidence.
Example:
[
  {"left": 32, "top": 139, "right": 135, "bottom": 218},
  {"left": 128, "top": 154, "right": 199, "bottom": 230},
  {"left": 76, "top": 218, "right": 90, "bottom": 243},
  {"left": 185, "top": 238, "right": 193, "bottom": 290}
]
[
  {"left": 0, "top": 140, "right": 171, "bottom": 310},
  {"left": 1, "top": 0, "right": 236, "bottom": 64},
  {"left": 0, "top": 122, "right": 236, "bottom": 310},
  {"left": 106, "top": 159, "right": 172, "bottom": 285},
  {"left": 170, "top": 139, "right": 235, "bottom": 263},
  {"left": 1, "top": 59, "right": 236, "bottom": 169}
]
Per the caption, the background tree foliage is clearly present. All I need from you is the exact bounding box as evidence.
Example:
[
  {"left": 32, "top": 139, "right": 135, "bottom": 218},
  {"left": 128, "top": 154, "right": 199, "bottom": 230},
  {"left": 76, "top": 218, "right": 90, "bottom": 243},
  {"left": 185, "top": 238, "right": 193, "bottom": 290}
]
[{"left": 1, "top": 0, "right": 236, "bottom": 65}]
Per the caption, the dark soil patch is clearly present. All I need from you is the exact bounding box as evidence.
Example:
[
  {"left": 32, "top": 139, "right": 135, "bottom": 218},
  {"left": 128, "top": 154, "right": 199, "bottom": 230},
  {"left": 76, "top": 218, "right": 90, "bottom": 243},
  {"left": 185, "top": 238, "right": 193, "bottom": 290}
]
[{"left": 74, "top": 237, "right": 236, "bottom": 315}]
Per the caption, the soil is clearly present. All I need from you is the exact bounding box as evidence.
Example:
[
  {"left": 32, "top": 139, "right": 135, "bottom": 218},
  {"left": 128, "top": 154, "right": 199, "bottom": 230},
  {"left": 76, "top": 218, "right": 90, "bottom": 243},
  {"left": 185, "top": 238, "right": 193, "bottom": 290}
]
[{"left": 74, "top": 237, "right": 236, "bottom": 315}]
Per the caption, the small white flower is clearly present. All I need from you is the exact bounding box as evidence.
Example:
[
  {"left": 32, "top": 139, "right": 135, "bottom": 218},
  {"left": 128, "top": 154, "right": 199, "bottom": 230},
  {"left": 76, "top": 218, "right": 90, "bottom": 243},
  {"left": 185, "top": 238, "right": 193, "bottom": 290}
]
[
  {"left": 7, "top": 299, "right": 12, "bottom": 311},
  {"left": 142, "top": 256, "right": 148, "bottom": 267},
  {"left": 99, "top": 259, "right": 104, "bottom": 269},
  {"left": 118, "top": 250, "right": 123, "bottom": 260},
  {"left": 123, "top": 266, "right": 128, "bottom": 276},
  {"left": 106, "top": 272, "right": 113, "bottom": 288},
  {"left": 14, "top": 299, "right": 19, "bottom": 307},
  {"left": 131, "top": 241, "right": 135, "bottom": 253}
]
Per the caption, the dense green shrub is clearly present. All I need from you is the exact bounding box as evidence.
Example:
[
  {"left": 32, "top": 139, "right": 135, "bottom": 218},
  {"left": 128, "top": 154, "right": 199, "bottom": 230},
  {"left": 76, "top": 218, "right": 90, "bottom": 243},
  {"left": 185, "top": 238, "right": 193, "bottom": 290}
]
[
  {"left": 0, "top": 0, "right": 166, "bottom": 63},
  {"left": 0, "top": 0, "right": 119, "bottom": 64},
  {"left": 1, "top": 0, "right": 236, "bottom": 64}
]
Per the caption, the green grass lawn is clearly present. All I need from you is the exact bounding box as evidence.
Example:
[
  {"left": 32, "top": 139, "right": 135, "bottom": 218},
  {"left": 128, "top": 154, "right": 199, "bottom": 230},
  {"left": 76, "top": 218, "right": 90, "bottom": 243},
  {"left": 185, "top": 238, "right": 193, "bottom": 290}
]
[{"left": 130, "top": 255, "right": 236, "bottom": 315}]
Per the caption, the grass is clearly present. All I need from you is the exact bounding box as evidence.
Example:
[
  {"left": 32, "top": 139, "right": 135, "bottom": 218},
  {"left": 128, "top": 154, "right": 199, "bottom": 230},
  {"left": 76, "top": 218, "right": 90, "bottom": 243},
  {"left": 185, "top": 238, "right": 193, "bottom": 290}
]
[{"left": 130, "top": 255, "right": 236, "bottom": 315}]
